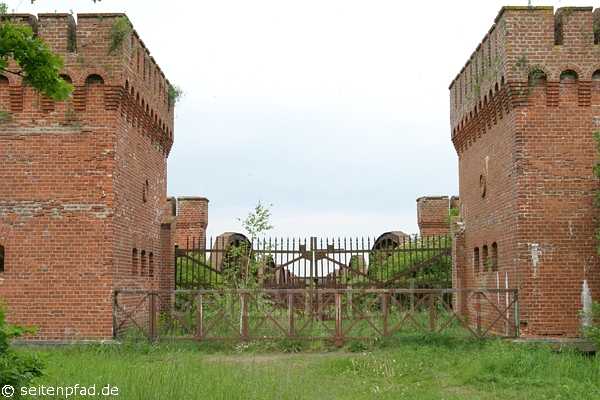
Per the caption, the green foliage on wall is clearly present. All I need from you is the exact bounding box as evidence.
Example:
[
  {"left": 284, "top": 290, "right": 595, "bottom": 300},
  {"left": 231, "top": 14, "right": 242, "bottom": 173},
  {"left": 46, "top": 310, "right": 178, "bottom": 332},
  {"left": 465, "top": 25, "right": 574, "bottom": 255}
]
[
  {"left": 109, "top": 16, "right": 132, "bottom": 55},
  {"left": 0, "top": 3, "right": 72, "bottom": 100},
  {"left": 168, "top": 84, "right": 183, "bottom": 107}
]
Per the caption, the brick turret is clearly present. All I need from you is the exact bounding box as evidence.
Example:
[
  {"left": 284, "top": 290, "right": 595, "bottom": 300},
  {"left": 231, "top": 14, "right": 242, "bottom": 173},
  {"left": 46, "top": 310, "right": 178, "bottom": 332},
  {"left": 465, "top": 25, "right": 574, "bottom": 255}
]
[
  {"left": 175, "top": 197, "right": 209, "bottom": 250},
  {"left": 450, "top": 6, "right": 600, "bottom": 337},
  {"left": 0, "top": 13, "right": 175, "bottom": 340},
  {"left": 417, "top": 196, "right": 459, "bottom": 236}
]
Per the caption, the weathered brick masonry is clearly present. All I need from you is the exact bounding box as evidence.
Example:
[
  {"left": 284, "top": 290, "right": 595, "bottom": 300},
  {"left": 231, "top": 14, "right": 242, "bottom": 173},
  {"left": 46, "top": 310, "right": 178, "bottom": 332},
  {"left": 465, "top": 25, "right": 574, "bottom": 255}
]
[
  {"left": 417, "top": 196, "right": 459, "bottom": 236},
  {"left": 0, "top": 13, "right": 177, "bottom": 340},
  {"left": 450, "top": 6, "right": 600, "bottom": 337},
  {"left": 175, "top": 197, "right": 209, "bottom": 250}
]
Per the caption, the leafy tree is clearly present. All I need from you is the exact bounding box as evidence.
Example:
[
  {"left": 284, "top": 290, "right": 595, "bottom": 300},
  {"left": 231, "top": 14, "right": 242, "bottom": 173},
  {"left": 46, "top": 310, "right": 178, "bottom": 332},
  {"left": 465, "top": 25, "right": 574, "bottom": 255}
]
[
  {"left": 221, "top": 202, "right": 275, "bottom": 288},
  {"left": 0, "top": 2, "right": 72, "bottom": 100},
  {"left": 0, "top": 23, "right": 72, "bottom": 100},
  {"left": 238, "top": 202, "right": 274, "bottom": 240}
]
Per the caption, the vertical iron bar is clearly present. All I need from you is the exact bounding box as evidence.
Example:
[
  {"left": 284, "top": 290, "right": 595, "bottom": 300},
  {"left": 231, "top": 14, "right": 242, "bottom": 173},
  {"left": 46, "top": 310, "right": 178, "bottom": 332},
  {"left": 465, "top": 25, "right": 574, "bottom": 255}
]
[
  {"left": 286, "top": 237, "right": 290, "bottom": 287},
  {"left": 320, "top": 237, "right": 323, "bottom": 285},
  {"left": 343, "top": 237, "right": 348, "bottom": 284},
  {"left": 349, "top": 237, "right": 354, "bottom": 283}
]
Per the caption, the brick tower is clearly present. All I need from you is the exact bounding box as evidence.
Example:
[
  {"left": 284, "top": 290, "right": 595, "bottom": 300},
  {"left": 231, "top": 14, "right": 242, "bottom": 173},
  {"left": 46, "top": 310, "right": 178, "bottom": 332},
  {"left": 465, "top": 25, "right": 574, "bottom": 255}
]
[
  {"left": 450, "top": 6, "right": 600, "bottom": 337},
  {"left": 0, "top": 13, "right": 174, "bottom": 340}
]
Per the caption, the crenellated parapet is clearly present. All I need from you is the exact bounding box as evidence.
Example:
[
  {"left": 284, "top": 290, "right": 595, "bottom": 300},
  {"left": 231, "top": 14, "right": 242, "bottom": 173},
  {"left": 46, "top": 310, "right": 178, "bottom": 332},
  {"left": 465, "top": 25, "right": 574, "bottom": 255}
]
[
  {"left": 0, "top": 13, "right": 174, "bottom": 154},
  {"left": 450, "top": 6, "right": 600, "bottom": 155}
]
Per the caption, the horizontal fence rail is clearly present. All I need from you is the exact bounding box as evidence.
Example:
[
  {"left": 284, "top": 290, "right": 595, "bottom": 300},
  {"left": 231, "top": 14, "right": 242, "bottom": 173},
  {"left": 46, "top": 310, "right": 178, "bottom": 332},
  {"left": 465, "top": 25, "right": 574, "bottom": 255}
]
[
  {"left": 113, "top": 288, "right": 519, "bottom": 345},
  {"left": 175, "top": 235, "right": 452, "bottom": 290}
]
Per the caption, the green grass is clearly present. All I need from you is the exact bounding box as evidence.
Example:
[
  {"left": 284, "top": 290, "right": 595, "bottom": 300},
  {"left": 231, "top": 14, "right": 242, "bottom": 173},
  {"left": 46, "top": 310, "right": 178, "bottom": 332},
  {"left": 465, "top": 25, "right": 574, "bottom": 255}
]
[{"left": 15, "top": 337, "right": 600, "bottom": 399}]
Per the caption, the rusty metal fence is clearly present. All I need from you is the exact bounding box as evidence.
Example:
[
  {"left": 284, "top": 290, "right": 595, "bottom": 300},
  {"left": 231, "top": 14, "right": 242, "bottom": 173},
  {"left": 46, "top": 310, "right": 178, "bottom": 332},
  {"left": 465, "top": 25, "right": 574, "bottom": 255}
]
[
  {"left": 175, "top": 234, "right": 452, "bottom": 290},
  {"left": 113, "top": 288, "right": 519, "bottom": 344}
]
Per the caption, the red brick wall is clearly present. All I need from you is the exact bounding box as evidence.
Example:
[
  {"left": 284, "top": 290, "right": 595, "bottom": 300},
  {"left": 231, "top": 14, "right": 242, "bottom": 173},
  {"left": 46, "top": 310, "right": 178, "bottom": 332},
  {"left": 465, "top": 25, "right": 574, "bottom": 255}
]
[
  {"left": 175, "top": 197, "right": 209, "bottom": 250},
  {"left": 417, "top": 196, "right": 454, "bottom": 236},
  {"left": 450, "top": 6, "right": 600, "bottom": 337},
  {"left": 0, "top": 13, "right": 174, "bottom": 340}
]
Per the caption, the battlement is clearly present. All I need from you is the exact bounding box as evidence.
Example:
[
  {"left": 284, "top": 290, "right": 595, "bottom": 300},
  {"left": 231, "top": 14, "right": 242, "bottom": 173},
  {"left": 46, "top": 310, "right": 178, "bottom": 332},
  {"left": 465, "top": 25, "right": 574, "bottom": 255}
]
[
  {"left": 449, "top": 5, "right": 600, "bottom": 154},
  {"left": 0, "top": 12, "right": 174, "bottom": 154}
]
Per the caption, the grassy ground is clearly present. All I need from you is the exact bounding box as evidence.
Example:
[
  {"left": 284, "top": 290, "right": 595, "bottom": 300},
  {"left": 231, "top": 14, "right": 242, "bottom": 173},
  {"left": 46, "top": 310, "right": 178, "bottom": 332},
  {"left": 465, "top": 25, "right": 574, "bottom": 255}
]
[{"left": 16, "top": 336, "right": 600, "bottom": 400}]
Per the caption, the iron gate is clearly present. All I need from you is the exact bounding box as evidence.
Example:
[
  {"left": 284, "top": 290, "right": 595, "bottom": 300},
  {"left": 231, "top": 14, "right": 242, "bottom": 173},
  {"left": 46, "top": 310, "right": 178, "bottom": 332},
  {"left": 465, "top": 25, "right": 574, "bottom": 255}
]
[{"left": 175, "top": 234, "right": 452, "bottom": 290}]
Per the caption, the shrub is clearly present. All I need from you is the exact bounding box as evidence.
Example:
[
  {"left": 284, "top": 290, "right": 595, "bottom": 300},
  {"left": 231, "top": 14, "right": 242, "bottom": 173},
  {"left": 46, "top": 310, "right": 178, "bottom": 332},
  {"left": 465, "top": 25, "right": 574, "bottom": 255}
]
[
  {"left": 0, "top": 306, "right": 43, "bottom": 397},
  {"left": 583, "top": 302, "right": 600, "bottom": 348}
]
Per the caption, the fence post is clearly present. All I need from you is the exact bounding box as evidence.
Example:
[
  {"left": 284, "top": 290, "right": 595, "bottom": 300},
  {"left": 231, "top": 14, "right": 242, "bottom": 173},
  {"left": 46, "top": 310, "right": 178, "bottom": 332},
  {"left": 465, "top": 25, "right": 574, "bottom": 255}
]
[
  {"left": 148, "top": 292, "right": 157, "bottom": 342},
  {"left": 317, "top": 290, "right": 323, "bottom": 321},
  {"left": 428, "top": 293, "right": 436, "bottom": 333},
  {"left": 334, "top": 292, "right": 343, "bottom": 347},
  {"left": 305, "top": 290, "right": 311, "bottom": 318},
  {"left": 195, "top": 294, "right": 204, "bottom": 340},
  {"left": 288, "top": 293, "right": 295, "bottom": 337},
  {"left": 240, "top": 292, "right": 249, "bottom": 340},
  {"left": 348, "top": 284, "right": 354, "bottom": 318},
  {"left": 382, "top": 292, "right": 389, "bottom": 337}
]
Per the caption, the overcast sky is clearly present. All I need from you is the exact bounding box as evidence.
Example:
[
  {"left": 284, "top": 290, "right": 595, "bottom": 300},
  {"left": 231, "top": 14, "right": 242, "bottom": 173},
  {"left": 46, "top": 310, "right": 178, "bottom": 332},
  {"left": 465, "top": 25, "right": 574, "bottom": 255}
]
[{"left": 6, "top": 0, "right": 592, "bottom": 238}]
